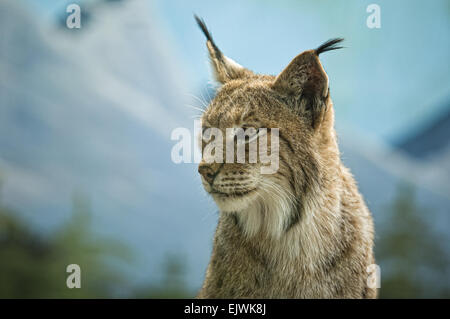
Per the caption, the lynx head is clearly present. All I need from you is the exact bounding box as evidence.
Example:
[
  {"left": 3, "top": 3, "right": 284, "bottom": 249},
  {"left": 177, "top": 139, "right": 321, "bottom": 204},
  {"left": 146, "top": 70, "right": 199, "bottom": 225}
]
[{"left": 195, "top": 16, "right": 343, "bottom": 238}]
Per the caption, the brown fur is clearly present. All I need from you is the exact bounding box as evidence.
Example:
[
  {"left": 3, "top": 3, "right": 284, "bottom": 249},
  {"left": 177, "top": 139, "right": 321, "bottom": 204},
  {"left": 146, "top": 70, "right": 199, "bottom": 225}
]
[{"left": 194, "top": 17, "right": 376, "bottom": 299}]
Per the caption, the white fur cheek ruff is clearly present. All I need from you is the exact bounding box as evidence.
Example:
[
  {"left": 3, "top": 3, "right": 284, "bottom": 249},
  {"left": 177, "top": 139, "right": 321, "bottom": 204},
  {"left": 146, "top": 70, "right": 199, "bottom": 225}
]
[
  {"left": 213, "top": 191, "right": 258, "bottom": 213},
  {"left": 216, "top": 179, "right": 297, "bottom": 239}
]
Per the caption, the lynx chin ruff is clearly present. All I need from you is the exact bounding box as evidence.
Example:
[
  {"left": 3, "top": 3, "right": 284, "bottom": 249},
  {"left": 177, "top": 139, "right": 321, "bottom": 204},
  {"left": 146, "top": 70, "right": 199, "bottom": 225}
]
[{"left": 194, "top": 16, "right": 376, "bottom": 299}]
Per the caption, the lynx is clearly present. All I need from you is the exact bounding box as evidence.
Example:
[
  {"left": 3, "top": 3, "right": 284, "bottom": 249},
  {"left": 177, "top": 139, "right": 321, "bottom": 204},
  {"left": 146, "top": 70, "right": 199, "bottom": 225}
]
[{"left": 194, "top": 16, "right": 376, "bottom": 299}]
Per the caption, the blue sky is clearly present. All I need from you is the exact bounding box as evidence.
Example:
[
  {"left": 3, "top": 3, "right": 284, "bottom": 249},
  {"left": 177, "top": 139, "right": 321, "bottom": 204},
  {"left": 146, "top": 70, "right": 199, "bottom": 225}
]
[
  {"left": 25, "top": 0, "right": 450, "bottom": 141},
  {"left": 151, "top": 0, "right": 450, "bottom": 142},
  {"left": 6, "top": 0, "right": 449, "bottom": 293}
]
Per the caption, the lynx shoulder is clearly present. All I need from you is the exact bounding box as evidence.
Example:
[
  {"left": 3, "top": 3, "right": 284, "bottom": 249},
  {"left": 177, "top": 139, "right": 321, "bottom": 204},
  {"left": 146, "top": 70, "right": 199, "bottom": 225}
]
[{"left": 194, "top": 16, "right": 376, "bottom": 299}]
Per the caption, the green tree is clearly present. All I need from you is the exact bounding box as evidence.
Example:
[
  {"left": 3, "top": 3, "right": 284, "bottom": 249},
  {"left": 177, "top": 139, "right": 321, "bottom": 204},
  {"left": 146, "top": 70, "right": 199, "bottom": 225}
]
[
  {"left": 377, "top": 184, "right": 450, "bottom": 298},
  {"left": 130, "top": 253, "right": 194, "bottom": 298},
  {"left": 0, "top": 193, "right": 131, "bottom": 298},
  {"left": 0, "top": 172, "right": 192, "bottom": 298}
]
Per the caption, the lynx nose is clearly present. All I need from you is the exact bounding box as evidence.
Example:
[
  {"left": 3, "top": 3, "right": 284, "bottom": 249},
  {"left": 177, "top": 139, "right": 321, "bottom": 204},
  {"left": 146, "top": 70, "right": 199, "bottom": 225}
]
[{"left": 198, "top": 164, "right": 216, "bottom": 185}]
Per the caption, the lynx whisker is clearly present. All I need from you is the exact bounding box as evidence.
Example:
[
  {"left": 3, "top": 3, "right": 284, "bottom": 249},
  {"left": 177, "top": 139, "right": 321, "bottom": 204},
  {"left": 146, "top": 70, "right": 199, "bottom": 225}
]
[{"left": 194, "top": 15, "right": 375, "bottom": 299}]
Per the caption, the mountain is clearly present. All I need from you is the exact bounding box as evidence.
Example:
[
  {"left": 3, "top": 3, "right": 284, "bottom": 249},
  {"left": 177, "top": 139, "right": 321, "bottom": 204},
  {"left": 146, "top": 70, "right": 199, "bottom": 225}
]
[
  {"left": 0, "top": 0, "right": 216, "bottom": 291},
  {"left": 398, "top": 106, "right": 450, "bottom": 160},
  {"left": 1, "top": 0, "right": 448, "bottom": 295}
]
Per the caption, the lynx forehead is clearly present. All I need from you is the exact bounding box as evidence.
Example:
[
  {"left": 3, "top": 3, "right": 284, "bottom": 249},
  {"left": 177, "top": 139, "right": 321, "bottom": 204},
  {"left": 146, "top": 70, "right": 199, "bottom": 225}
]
[{"left": 194, "top": 16, "right": 376, "bottom": 299}]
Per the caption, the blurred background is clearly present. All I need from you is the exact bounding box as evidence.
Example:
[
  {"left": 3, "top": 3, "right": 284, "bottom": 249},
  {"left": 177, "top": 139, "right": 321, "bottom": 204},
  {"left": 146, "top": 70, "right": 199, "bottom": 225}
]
[{"left": 0, "top": 0, "right": 449, "bottom": 298}]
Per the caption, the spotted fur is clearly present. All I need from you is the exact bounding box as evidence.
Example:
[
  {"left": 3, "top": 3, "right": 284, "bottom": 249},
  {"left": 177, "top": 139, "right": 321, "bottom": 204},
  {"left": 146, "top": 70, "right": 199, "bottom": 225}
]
[{"left": 195, "top": 17, "right": 376, "bottom": 299}]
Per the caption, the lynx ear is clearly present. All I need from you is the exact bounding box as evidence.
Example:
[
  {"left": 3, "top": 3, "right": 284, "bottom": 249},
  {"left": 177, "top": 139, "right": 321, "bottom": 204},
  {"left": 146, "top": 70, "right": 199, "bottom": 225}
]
[
  {"left": 272, "top": 38, "right": 344, "bottom": 127},
  {"left": 195, "top": 15, "right": 253, "bottom": 84}
]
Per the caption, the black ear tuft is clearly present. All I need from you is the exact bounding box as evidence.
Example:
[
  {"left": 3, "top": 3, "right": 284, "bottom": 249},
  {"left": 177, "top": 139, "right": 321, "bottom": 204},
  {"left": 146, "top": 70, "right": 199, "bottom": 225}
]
[
  {"left": 194, "top": 15, "right": 223, "bottom": 60},
  {"left": 194, "top": 15, "right": 253, "bottom": 84},
  {"left": 315, "top": 38, "right": 344, "bottom": 55}
]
